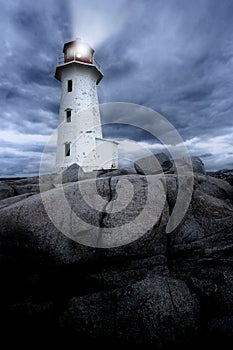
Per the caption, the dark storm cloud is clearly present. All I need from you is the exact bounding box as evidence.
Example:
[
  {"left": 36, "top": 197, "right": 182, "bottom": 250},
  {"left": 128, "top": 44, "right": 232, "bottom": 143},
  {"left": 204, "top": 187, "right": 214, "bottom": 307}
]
[
  {"left": 0, "top": 1, "right": 70, "bottom": 138},
  {"left": 0, "top": 140, "right": 43, "bottom": 153},
  {"left": 20, "top": 65, "right": 56, "bottom": 87},
  {"left": 104, "top": 59, "right": 139, "bottom": 80},
  {"left": 198, "top": 153, "right": 213, "bottom": 158},
  {"left": 1, "top": 155, "right": 41, "bottom": 177},
  {"left": 179, "top": 85, "right": 214, "bottom": 103},
  {"left": 97, "top": 0, "right": 233, "bottom": 144},
  {"left": 103, "top": 124, "right": 159, "bottom": 144},
  {"left": 0, "top": 0, "right": 233, "bottom": 176}
]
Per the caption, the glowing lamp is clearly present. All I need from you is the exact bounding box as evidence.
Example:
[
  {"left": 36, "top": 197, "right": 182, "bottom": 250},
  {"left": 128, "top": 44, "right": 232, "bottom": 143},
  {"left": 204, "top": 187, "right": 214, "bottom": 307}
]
[{"left": 63, "top": 38, "right": 94, "bottom": 64}]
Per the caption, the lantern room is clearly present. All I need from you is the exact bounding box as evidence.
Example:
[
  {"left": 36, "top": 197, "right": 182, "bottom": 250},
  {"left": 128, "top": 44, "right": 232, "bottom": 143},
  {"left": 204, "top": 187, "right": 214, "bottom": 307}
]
[{"left": 63, "top": 38, "right": 94, "bottom": 64}]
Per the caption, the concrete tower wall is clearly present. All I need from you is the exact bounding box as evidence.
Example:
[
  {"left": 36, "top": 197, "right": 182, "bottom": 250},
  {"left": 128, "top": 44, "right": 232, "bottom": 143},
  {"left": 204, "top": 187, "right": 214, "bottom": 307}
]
[
  {"left": 55, "top": 62, "right": 104, "bottom": 171},
  {"left": 55, "top": 42, "right": 118, "bottom": 173},
  {"left": 58, "top": 64, "right": 102, "bottom": 137}
]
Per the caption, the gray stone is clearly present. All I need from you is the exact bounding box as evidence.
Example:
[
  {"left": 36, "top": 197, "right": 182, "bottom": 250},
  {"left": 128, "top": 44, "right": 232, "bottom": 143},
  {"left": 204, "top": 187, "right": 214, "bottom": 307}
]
[
  {"left": 167, "top": 157, "right": 206, "bottom": 175},
  {"left": 169, "top": 174, "right": 233, "bottom": 246},
  {"left": 199, "top": 175, "right": 233, "bottom": 200},
  {"left": 134, "top": 152, "right": 172, "bottom": 175},
  {"left": 0, "top": 172, "right": 232, "bottom": 260},
  {"left": 60, "top": 275, "right": 199, "bottom": 346},
  {"left": 12, "top": 184, "right": 40, "bottom": 195},
  {"left": 192, "top": 156, "right": 206, "bottom": 175},
  {"left": 7, "top": 176, "right": 39, "bottom": 186},
  {"left": 98, "top": 167, "right": 137, "bottom": 178},
  {"left": 0, "top": 193, "right": 36, "bottom": 209},
  {"left": 61, "top": 163, "right": 85, "bottom": 183},
  {"left": 0, "top": 182, "right": 14, "bottom": 200},
  {"left": 208, "top": 169, "right": 233, "bottom": 186},
  {"left": 3, "top": 174, "right": 56, "bottom": 196},
  {"left": 168, "top": 156, "right": 206, "bottom": 175},
  {"left": 0, "top": 175, "right": 168, "bottom": 262},
  {"left": 12, "top": 181, "right": 55, "bottom": 195},
  {"left": 1, "top": 172, "right": 233, "bottom": 345}
]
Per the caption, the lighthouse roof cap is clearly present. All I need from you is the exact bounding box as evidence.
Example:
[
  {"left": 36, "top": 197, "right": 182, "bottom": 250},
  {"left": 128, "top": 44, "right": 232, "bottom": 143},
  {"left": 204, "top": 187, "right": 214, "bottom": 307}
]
[{"left": 63, "top": 38, "right": 94, "bottom": 54}]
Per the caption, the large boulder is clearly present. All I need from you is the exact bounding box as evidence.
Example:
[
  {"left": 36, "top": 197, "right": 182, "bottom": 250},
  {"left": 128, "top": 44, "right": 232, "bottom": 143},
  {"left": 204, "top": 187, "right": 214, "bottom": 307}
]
[
  {"left": 192, "top": 156, "right": 206, "bottom": 175},
  {"left": 0, "top": 172, "right": 233, "bottom": 345},
  {"left": 0, "top": 182, "right": 14, "bottom": 200},
  {"left": 98, "top": 167, "right": 137, "bottom": 178},
  {"left": 7, "top": 176, "right": 39, "bottom": 186},
  {"left": 0, "top": 175, "right": 55, "bottom": 199},
  {"left": 11, "top": 184, "right": 40, "bottom": 195},
  {"left": 0, "top": 193, "right": 35, "bottom": 209},
  {"left": 201, "top": 175, "right": 233, "bottom": 200},
  {"left": 134, "top": 153, "right": 172, "bottom": 175},
  {"left": 60, "top": 276, "right": 199, "bottom": 346},
  {"left": 0, "top": 175, "right": 168, "bottom": 262},
  {"left": 61, "top": 163, "right": 85, "bottom": 183},
  {"left": 208, "top": 169, "right": 233, "bottom": 186},
  {"left": 166, "top": 156, "right": 206, "bottom": 175}
]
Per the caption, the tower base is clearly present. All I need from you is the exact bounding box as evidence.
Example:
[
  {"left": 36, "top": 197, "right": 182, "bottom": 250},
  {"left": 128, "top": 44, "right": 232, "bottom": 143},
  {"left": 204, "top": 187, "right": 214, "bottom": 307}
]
[{"left": 55, "top": 135, "right": 118, "bottom": 173}]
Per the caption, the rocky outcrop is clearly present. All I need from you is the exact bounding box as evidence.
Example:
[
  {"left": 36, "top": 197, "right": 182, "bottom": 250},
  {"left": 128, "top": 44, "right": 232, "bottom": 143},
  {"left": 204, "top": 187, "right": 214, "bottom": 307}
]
[
  {"left": 0, "top": 174, "right": 55, "bottom": 205},
  {"left": 62, "top": 163, "right": 85, "bottom": 183},
  {"left": 11, "top": 183, "right": 40, "bottom": 195},
  {"left": 134, "top": 154, "right": 206, "bottom": 176},
  {"left": 134, "top": 152, "right": 172, "bottom": 174},
  {"left": 208, "top": 169, "right": 233, "bottom": 186},
  {"left": 62, "top": 164, "right": 137, "bottom": 183},
  {"left": 191, "top": 156, "right": 206, "bottom": 174},
  {"left": 0, "top": 166, "right": 233, "bottom": 346},
  {"left": 61, "top": 276, "right": 199, "bottom": 346},
  {"left": 0, "top": 182, "right": 14, "bottom": 200},
  {"left": 0, "top": 192, "right": 35, "bottom": 209},
  {"left": 167, "top": 156, "right": 206, "bottom": 175},
  {"left": 98, "top": 167, "right": 137, "bottom": 177}
]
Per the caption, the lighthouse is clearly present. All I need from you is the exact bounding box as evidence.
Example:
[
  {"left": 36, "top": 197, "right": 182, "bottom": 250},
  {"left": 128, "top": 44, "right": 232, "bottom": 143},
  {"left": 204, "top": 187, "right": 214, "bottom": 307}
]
[{"left": 55, "top": 38, "right": 118, "bottom": 172}]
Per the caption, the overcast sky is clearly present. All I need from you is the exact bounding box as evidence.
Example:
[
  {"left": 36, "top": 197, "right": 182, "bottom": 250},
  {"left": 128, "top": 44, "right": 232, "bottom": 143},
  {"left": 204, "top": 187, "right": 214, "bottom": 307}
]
[{"left": 0, "top": 0, "right": 233, "bottom": 177}]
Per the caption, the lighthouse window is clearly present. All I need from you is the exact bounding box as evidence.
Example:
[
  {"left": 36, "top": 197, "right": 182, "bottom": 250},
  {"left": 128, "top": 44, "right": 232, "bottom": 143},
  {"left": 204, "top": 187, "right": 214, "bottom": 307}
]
[
  {"left": 67, "top": 80, "right": 72, "bottom": 92},
  {"left": 65, "top": 143, "right": 71, "bottom": 157},
  {"left": 67, "top": 47, "right": 74, "bottom": 59},
  {"left": 66, "top": 110, "right": 71, "bottom": 122}
]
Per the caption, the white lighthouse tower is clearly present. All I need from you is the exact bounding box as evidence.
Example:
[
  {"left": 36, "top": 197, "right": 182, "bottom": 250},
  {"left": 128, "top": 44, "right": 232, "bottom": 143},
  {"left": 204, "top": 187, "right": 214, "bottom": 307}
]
[{"left": 55, "top": 38, "right": 118, "bottom": 172}]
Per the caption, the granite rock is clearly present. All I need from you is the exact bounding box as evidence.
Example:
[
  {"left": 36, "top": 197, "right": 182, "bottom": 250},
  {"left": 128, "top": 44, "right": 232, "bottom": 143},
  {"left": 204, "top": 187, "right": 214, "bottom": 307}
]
[{"left": 0, "top": 172, "right": 233, "bottom": 346}]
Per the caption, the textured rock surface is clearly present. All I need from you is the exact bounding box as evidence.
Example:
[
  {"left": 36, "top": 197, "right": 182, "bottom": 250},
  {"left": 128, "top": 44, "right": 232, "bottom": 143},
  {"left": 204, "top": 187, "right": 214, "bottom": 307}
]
[
  {"left": 0, "top": 169, "right": 233, "bottom": 346},
  {"left": 61, "top": 276, "right": 200, "bottom": 346},
  {"left": 62, "top": 163, "right": 85, "bottom": 183},
  {"left": 134, "top": 154, "right": 206, "bottom": 176},
  {"left": 7, "top": 176, "right": 39, "bottom": 185},
  {"left": 0, "top": 192, "right": 35, "bottom": 209},
  {"left": 167, "top": 156, "right": 206, "bottom": 175},
  {"left": 0, "top": 175, "right": 55, "bottom": 206},
  {"left": 98, "top": 167, "right": 137, "bottom": 177},
  {"left": 0, "top": 182, "right": 14, "bottom": 200},
  {"left": 208, "top": 169, "right": 233, "bottom": 186},
  {"left": 134, "top": 152, "right": 172, "bottom": 174},
  {"left": 12, "top": 183, "right": 40, "bottom": 195},
  {"left": 191, "top": 156, "right": 206, "bottom": 174}
]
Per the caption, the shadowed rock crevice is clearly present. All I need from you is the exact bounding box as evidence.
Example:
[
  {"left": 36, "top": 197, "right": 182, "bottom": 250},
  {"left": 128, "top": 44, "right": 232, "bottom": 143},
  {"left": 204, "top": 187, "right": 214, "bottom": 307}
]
[{"left": 99, "top": 176, "right": 116, "bottom": 229}]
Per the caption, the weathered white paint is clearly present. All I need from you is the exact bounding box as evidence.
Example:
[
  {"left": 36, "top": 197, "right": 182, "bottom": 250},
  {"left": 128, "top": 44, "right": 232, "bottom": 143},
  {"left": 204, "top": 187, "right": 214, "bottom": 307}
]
[
  {"left": 96, "top": 138, "right": 118, "bottom": 170},
  {"left": 55, "top": 59, "right": 118, "bottom": 172}
]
